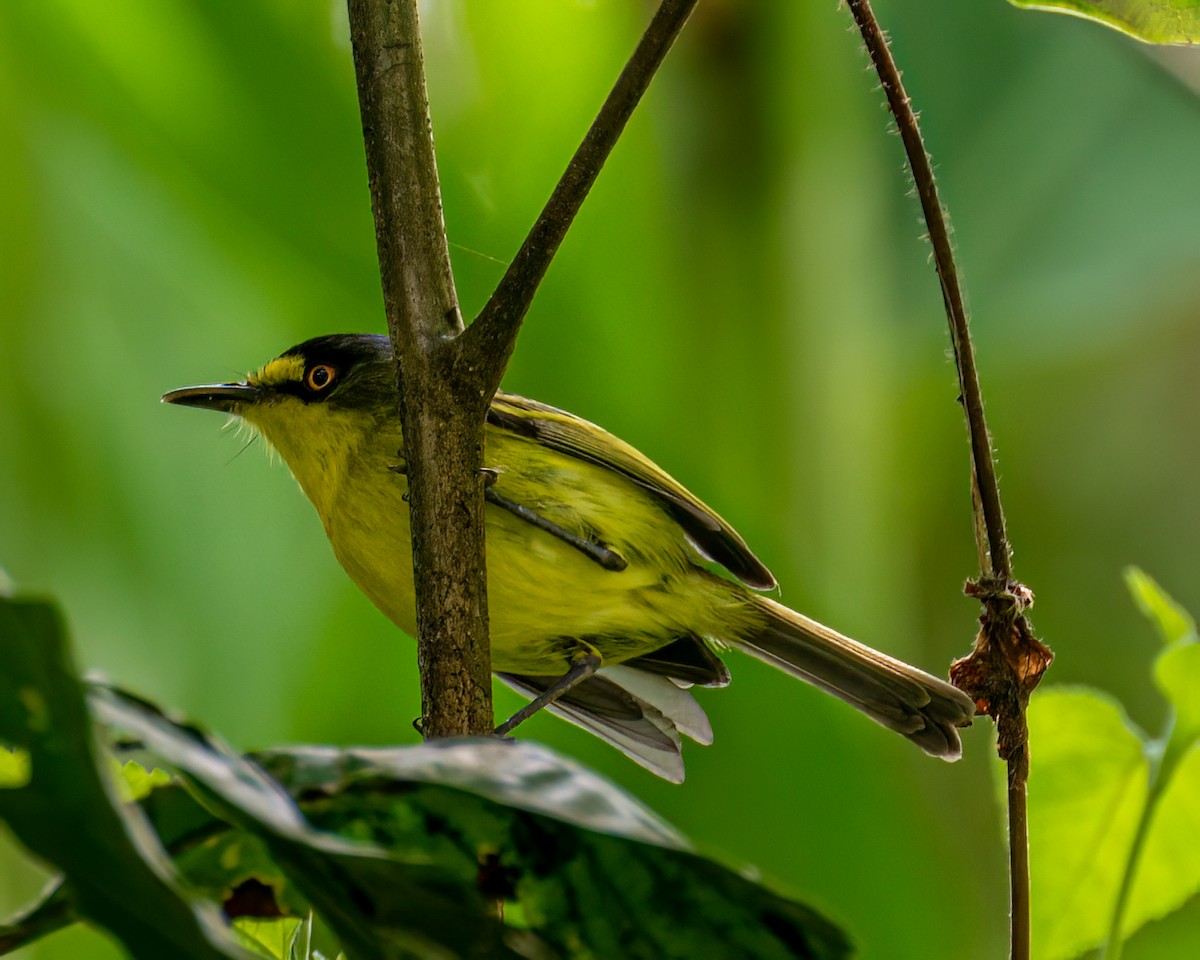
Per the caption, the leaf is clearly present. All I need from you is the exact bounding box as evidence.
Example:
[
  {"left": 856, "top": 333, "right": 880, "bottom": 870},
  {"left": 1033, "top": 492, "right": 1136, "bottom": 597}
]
[
  {"left": 1155, "top": 640, "right": 1200, "bottom": 772},
  {"left": 0, "top": 595, "right": 255, "bottom": 960},
  {"left": 259, "top": 743, "right": 852, "bottom": 960},
  {"left": 1, "top": 594, "right": 850, "bottom": 959},
  {"left": 0, "top": 882, "right": 73, "bottom": 956},
  {"left": 1123, "top": 740, "right": 1200, "bottom": 937},
  {"left": 260, "top": 739, "right": 685, "bottom": 850},
  {"left": 1127, "top": 566, "right": 1200, "bottom": 773},
  {"left": 0, "top": 748, "right": 31, "bottom": 788},
  {"left": 1009, "top": 0, "right": 1200, "bottom": 44},
  {"left": 114, "top": 759, "right": 174, "bottom": 802},
  {"left": 231, "top": 917, "right": 304, "bottom": 960},
  {"left": 101, "top": 693, "right": 851, "bottom": 960},
  {"left": 1025, "top": 574, "right": 1200, "bottom": 960},
  {"left": 1026, "top": 688, "right": 1149, "bottom": 960},
  {"left": 90, "top": 685, "right": 544, "bottom": 960},
  {"left": 1125, "top": 567, "right": 1196, "bottom": 646}
]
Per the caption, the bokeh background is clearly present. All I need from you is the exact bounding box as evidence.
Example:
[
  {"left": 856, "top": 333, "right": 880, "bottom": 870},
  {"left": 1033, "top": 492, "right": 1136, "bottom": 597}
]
[{"left": 3, "top": 1, "right": 1199, "bottom": 957}]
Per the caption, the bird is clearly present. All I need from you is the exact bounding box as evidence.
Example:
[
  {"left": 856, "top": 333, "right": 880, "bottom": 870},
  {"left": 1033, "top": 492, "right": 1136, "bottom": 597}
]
[{"left": 164, "top": 333, "right": 974, "bottom": 781}]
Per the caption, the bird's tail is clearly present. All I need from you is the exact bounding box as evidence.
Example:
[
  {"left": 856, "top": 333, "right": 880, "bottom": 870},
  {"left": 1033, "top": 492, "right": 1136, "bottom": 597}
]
[
  {"left": 731, "top": 596, "right": 975, "bottom": 759},
  {"left": 496, "top": 666, "right": 712, "bottom": 783}
]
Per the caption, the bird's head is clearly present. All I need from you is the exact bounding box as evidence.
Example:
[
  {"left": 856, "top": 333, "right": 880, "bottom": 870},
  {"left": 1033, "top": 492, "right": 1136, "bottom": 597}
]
[{"left": 163, "top": 334, "right": 400, "bottom": 509}]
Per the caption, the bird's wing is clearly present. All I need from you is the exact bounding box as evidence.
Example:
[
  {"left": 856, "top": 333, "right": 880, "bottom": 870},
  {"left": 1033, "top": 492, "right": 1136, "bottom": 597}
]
[{"left": 487, "top": 393, "right": 776, "bottom": 590}]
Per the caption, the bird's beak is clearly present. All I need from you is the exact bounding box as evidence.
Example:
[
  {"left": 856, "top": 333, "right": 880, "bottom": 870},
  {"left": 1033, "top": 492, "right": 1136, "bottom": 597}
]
[{"left": 161, "top": 383, "right": 261, "bottom": 413}]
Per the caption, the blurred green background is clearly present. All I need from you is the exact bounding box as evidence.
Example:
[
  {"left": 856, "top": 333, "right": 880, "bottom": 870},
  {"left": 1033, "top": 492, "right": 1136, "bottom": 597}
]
[{"left": 2, "top": 1, "right": 1199, "bottom": 957}]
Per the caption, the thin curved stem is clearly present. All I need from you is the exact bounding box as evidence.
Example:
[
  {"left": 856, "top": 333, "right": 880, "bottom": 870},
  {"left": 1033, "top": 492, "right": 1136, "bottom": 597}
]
[
  {"left": 845, "top": 0, "right": 1010, "bottom": 581},
  {"left": 843, "top": 4, "right": 1043, "bottom": 960}
]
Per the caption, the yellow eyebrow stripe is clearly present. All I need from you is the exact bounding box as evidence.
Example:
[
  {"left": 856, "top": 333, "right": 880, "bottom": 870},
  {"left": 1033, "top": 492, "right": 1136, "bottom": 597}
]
[{"left": 248, "top": 355, "right": 305, "bottom": 387}]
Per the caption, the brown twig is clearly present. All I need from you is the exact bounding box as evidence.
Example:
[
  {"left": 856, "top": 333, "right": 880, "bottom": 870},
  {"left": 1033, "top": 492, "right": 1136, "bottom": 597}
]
[
  {"left": 346, "top": 0, "right": 492, "bottom": 739},
  {"left": 463, "top": 0, "right": 699, "bottom": 398},
  {"left": 842, "top": 2, "right": 1053, "bottom": 959},
  {"left": 344, "top": 0, "right": 696, "bottom": 738}
]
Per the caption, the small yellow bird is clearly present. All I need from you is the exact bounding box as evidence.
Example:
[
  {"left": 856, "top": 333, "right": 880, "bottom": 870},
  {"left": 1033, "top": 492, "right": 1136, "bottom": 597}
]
[{"left": 164, "top": 334, "right": 973, "bottom": 780}]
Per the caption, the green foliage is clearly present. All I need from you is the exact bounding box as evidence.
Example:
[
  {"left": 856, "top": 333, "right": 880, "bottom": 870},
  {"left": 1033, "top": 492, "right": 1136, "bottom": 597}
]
[
  {"left": 1010, "top": 0, "right": 1200, "bottom": 43},
  {"left": 1026, "top": 570, "right": 1200, "bottom": 960},
  {"left": 0, "top": 595, "right": 252, "bottom": 960},
  {"left": 6, "top": 2, "right": 1200, "bottom": 957},
  {"left": 0, "top": 750, "right": 31, "bottom": 790},
  {"left": 1, "top": 593, "right": 850, "bottom": 959},
  {"left": 257, "top": 745, "right": 849, "bottom": 960}
]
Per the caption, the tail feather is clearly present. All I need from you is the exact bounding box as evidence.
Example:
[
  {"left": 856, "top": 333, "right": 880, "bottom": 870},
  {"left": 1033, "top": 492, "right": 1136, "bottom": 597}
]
[
  {"left": 733, "top": 596, "right": 975, "bottom": 760},
  {"left": 496, "top": 668, "right": 713, "bottom": 783}
]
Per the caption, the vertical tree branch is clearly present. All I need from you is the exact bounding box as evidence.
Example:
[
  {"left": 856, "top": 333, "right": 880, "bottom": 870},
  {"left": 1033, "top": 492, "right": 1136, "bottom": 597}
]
[
  {"left": 346, "top": 0, "right": 492, "bottom": 739},
  {"left": 344, "top": 0, "right": 696, "bottom": 739},
  {"left": 842, "top": 3, "right": 1053, "bottom": 959}
]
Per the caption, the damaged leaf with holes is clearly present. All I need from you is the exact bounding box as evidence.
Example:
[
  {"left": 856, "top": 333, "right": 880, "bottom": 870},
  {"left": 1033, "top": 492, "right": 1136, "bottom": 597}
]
[
  {"left": 103, "top": 700, "right": 852, "bottom": 958},
  {"left": 1, "top": 592, "right": 851, "bottom": 959},
  {"left": 117, "top": 697, "right": 852, "bottom": 960},
  {"left": 258, "top": 743, "right": 850, "bottom": 960}
]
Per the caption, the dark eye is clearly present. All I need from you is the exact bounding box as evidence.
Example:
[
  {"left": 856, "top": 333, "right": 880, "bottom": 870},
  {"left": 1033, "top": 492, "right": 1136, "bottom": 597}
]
[{"left": 306, "top": 364, "right": 336, "bottom": 392}]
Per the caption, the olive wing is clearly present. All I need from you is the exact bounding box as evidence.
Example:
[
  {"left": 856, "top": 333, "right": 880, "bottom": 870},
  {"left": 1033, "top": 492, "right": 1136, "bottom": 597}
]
[{"left": 487, "top": 393, "right": 776, "bottom": 590}]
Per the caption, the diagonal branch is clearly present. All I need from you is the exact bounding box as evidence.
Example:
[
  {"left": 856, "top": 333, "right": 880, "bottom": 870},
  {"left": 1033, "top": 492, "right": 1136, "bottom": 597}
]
[
  {"left": 842, "top": 3, "right": 1054, "bottom": 960},
  {"left": 463, "top": 0, "right": 699, "bottom": 398}
]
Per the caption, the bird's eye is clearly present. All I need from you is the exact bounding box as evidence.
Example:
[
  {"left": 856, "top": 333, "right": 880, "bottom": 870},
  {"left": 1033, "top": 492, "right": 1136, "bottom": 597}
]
[{"left": 306, "top": 364, "right": 336, "bottom": 392}]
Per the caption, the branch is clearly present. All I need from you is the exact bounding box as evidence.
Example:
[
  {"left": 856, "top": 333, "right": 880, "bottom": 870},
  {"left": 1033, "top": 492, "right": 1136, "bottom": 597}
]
[
  {"left": 346, "top": 0, "right": 493, "bottom": 738},
  {"left": 463, "top": 0, "right": 699, "bottom": 398},
  {"left": 344, "top": 0, "right": 697, "bottom": 739},
  {"left": 842, "top": 3, "right": 1053, "bottom": 960}
]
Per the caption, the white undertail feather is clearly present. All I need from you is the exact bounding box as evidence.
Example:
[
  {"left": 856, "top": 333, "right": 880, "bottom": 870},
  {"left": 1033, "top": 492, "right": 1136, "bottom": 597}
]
[
  {"left": 496, "top": 669, "right": 717, "bottom": 783},
  {"left": 598, "top": 666, "right": 713, "bottom": 745}
]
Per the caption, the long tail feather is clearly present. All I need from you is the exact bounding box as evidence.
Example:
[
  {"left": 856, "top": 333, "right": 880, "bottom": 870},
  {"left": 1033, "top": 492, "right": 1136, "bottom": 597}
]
[{"left": 733, "top": 596, "right": 975, "bottom": 759}]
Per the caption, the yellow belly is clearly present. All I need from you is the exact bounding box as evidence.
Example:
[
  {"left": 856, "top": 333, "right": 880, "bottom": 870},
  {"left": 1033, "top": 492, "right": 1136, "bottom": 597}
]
[{"left": 319, "top": 429, "right": 757, "bottom": 676}]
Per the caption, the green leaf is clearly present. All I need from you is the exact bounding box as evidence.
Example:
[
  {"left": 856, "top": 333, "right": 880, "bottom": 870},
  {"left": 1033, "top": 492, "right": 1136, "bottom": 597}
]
[
  {"left": 0, "top": 595, "right": 254, "bottom": 960},
  {"left": 1010, "top": 0, "right": 1200, "bottom": 44},
  {"left": 260, "top": 739, "right": 685, "bottom": 850},
  {"left": 99, "top": 688, "right": 851, "bottom": 960},
  {"left": 114, "top": 759, "right": 174, "bottom": 802},
  {"left": 1026, "top": 688, "right": 1150, "bottom": 960},
  {"left": 0, "top": 747, "right": 31, "bottom": 788},
  {"left": 1125, "top": 567, "right": 1196, "bottom": 646},
  {"left": 1155, "top": 640, "right": 1200, "bottom": 775},
  {"left": 1025, "top": 574, "right": 1200, "bottom": 960},
  {"left": 231, "top": 917, "right": 304, "bottom": 960},
  {"left": 0, "top": 882, "right": 73, "bottom": 956},
  {"left": 90, "top": 685, "right": 543, "bottom": 960},
  {"left": 1123, "top": 740, "right": 1200, "bottom": 937},
  {"left": 1127, "top": 566, "right": 1200, "bottom": 774},
  {"left": 261, "top": 743, "right": 851, "bottom": 960},
  {"left": 0, "top": 594, "right": 850, "bottom": 959}
]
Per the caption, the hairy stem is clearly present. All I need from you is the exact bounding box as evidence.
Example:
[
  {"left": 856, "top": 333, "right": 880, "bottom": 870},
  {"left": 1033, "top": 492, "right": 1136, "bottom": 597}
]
[
  {"left": 843, "top": 3, "right": 1048, "bottom": 959},
  {"left": 845, "top": 0, "right": 1009, "bottom": 580}
]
